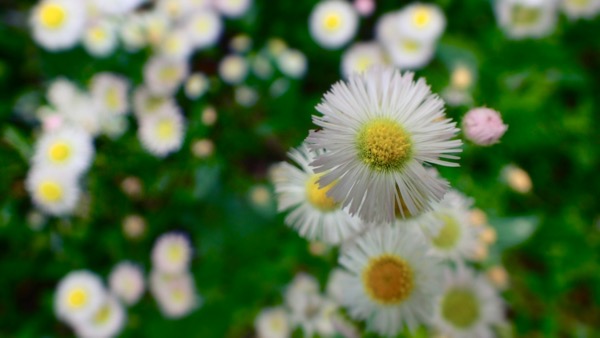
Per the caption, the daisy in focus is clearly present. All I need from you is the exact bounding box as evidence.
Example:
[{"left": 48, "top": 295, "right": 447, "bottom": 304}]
[
  {"left": 309, "top": 0, "right": 359, "bottom": 50},
  {"left": 338, "top": 223, "right": 441, "bottom": 336},
  {"left": 307, "top": 67, "right": 462, "bottom": 223},
  {"left": 272, "top": 143, "right": 365, "bottom": 245}
]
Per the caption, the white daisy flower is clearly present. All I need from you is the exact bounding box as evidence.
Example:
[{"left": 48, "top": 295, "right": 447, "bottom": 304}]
[
  {"left": 159, "top": 29, "right": 194, "bottom": 61},
  {"left": 276, "top": 49, "right": 308, "bottom": 79},
  {"left": 338, "top": 223, "right": 441, "bottom": 336},
  {"left": 386, "top": 35, "right": 436, "bottom": 70},
  {"left": 306, "top": 67, "right": 462, "bottom": 223},
  {"left": 91, "top": 0, "right": 145, "bottom": 15},
  {"left": 396, "top": 3, "right": 446, "bottom": 42},
  {"left": 495, "top": 0, "right": 558, "bottom": 39},
  {"left": 184, "top": 10, "right": 223, "bottom": 49},
  {"left": 141, "top": 12, "right": 172, "bottom": 48},
  {"left": 26, "top": 166, "right": 80, "bottom": 216},
  {"left": 47, "top": 78, "right": 80, "bottom": 111},
  {"left": 309, "top": 0, "right": 359, "bottom": 50},
  {"left": 109, "top": 261, "right": 145, "bottom": 306},
  {"left": 157, "top": 0, "right": 192, "bottom": 20},
  {"left": 273, "top": 143, "right": 365, "bottom": 245},
  {"left": 54, "top": 270, "right": 106, "bottom": 324},
  {"left": 292, "top": 295, "right": 338, "bottom": 338},
  {"left": 185, "top": 73, "right": 210, "bottom": 99},
  {"left": 561, "top": 0, "right": 600, "bottom": 19},
  {"left": 213, "top": 0, "right": 253, "bottom": 18},
  {"left": 432, "top": 267, "right": 505, "bottom": 338},
  {"left": 58, "top": 91, "right": 104, "bottom": 136},
  {"left": 218, "top": 55, "right": 249, "bottom": 85},
  {"left": 255, "top": 307, "right": 291, "bottom": 338},
  {"left": 73, "top": 293, "right": 126, "bottom": 338},
  {"left": 83, "top": 20, "right": 118, "bottom": 58},
  {"left": 32, "top": 127, "right": 94, "bottom": 175},
  {"left": 341, "top": 42, "right": 387, "bottom": 78},
  {"left": 30, "top": 0, "right": 86, "bottom": 51},
  {"left": 138, "top": 104, "right": 186, "bottom": 157},
  {"left": 120, "top": 14, "right": 148, "bottom": 51},
  {"left": 326, "top": 268, "right": 352, "bottom": 305},
  {"left": 133, "top": 86, "right": 177, "bottom": 118},
  {"left": 143, "top": 56, "right": 189, "bottom": 96},
  {"left": 151, "top": 232, "right": 192, "bottom": 275},
  {"left": 150, "top": 270, "right": 199, "bottom": 319},
  {"left": 284, "top": 272, "right": 320, "bottom": 316},
  {"left": 90, "top": 73, "right": 130, "bottom": 116}
]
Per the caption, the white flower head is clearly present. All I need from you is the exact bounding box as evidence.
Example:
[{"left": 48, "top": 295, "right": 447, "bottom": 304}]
[
  {"left": 151, "top": 232, "right": 192, "bottom": 274},
  {"left": 561, "top": 0, "right": 600, "bottom": 19},
  {"left": 495, "top": 0, "right": 559, "bottom": 39},
  {"left": 54, "top": 270, "right": 106, "bottom": 324},
  {"left": 307, "top": 67, "right": 462, "bottom": 223},
  {"left": 150, "top": 270, "right": 200, "bottom": 319},
  {"left": 284, "top": 272, "right": 320, "bottom": 316},
  {"left": 30, "top": 0, "right": 86, "bottom": 51},
  {"left": 144, "top": 56, "right": 189, "bottom": 96},
  {"left": 56, "top": 91, "right": 104, "bottom": 136},
  {"left": 273, "top": 143, "right": 365, "bottom": 245},
  {"left": 32, "top": 127, "right": 94, "bottom": 175},
  {"left": 133, "top": 86, "right": 177, "bottom": 118},
  {"left": 90, "top": 73, "right": 130, "bottom": 116},
  {"left": 277, "top": 49, "right": 308, "bottom": 79},
  {"left": 341, "top": 42, "right": 387, "bottom": 78},
  {"left": 157, "top": 0, "right": 193, "bottom": 20},
  {"left": 432, "top": 267, "right": 505, "bottom": 338},
  {"left": 213, "top": 0, "right": 253, "bottom": 18},
  {"left": 339, "top": 223, "right": 442, "bottom": 336},
  {"left": 109, "top": 261, "right": 145, "bottom": 306},
  {"left": 83, "top": 20, "right": 118, "bottom": 58},
  {"left": 396, "top": 3, "right": 446, "bottom": 42},
  {"left": 26, "top": 166, "right": 80, "bottom": 216},
  {"left": 184, "top": 10, "right": 223, "bottom": 49},
  {"left": 159, "top": 29, "right": 194, "bottom": 61},
  {"left": 218, "top": 55, "right": 249, "bottom": 85},
  {"left": 91, "top": 0, "right": 145, "bottom": 15},
  {"left": 47, "top": 78, "right": 80, "bottom": 111},
  {"left": 120, "top": 14, "right": 148, "bottom": 51},
  {"left": 309, "top": 0, "right": 359, "bottom": 49},
  {"left": 234, "top": 85, "right": 258, "bottom": 107},
  {"left": 185, "top": 73, "right": 210, "bottom": 99},
  {"left": 73, "top": 293, "right": 126, "bottom": 338},
  {"left": 255, "top": 307, "right": 291, "bottom": 338},
  {"left": 138, "top": 104, "right": 186, "bottom": 157}
]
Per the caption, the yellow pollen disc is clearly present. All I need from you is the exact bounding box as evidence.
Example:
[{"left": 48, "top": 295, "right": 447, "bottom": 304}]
[
  {"left": 305, "top": 174, "right": 338, "bottom": 212},
  {"left": 93, "top": 304, "right": 111, "bottom": 324},
  {"left": 451, "top": 66, "right": 473, "bottom": 90},
  {"left": 145, "top": 97, "right": 165, "bottom": 112},
  {"left": 441, "top": 288, "right": 480, "bottom": 328},
  {"left": 355, "top": 56, "right": 372, "bottom": 73},
  {"left": 357, "top": 118, "right": 412, "bottom": 172},
  {"left": 402, "top": 39, "right": 420, "bottom": 52},
  {"left": 89, "top": 27, "right": 107, "bottom": 43},
  {"left": 270, "top": 316, "right": 285, "bottom": 331},
  {"left": 67, "top": 288, "right": 88, "bottom": 309},
  {"left": 159, "top": 66, "right": 179, "bottom": 82},
  {"left": 323, "top": 13, "right": 342, "bottom": 31},
  {"left": 195, "top": 19, "right": 209, "bottom": 33},
  {"left": 38, "top": 181, "right": 63, "bottom": 202},
  {"left": 156, "top": 120, "right": 175, "bottom": 140},
  {"left": 39, "top": 3, "right": 66, "bottom": 29},
  {"left": 431, "top": 213, "right": 461, "bottom": 249},
  {"left": 168, "top": 244, "right": 184, "bottom": 262},
  {"left": 363, "top": 255, "right": 414, "bottom": 304},
  {"left": 105, "top": 88, "right": 120, "bottom": 111},
  {"left": 172, "top": 289, "right": 185, "bottom": 302},
  {"left": 413, "top": 7, "right": 431, "bottom": 28},
  {"left": 48, "top": 142, "right": 71, "bottom": 163},
  {"left": 511, "top": 5, "right": 541, "bottom": 26}
]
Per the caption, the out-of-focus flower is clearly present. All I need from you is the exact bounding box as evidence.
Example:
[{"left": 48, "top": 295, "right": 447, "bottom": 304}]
[
  {"left": 252, "top": 53, "right": 274, "bottom": 79},
  {"left": 32, "top": 127, "right": 94, "bottom": 175},
  {"left": 26, "top": 167, "right": 80, "bottom": 216},
  {"left": 191, "top": 138, "right": 214, "bottom": 158},
  {"left": 90, "top": 73, "right": 130, "bottom": 116},
  {"left": 30, "top": 0, "right": 86, "bottom": 51},
  {"left": 561, "top": 0, "right": 600, "bottom": 20},
  {"left": 152, "top": 232, "right": 192, "bottom": 275},
  {"left": 479, "top": 226, "right": 497, "bottom": 245},
  {"left": 201, "top": 106, "right": 218, "bottom": 126},
  {"left": 255, "top": 307, "right": 291, "bottom": 338},
  {"left": 150, "top": 270, "right": 199, "bottom": 318},
  {"left": 83, "top": 20, "right": 118, "bottom": 58},
  {"left": 122, "top": 214, "right": 147, "bottom": 239},
  {"left": 184, "top": 10, "right": 223, "bottom": 49},
  {"left": 133, "top": 87, "right": 177, "bottom": 118},
  {"left": 121, "top": 177, "right": 143, "bottom": 198},
  {"left": 185, "top": 73, "right": 209, "bottom": 100},
  {"left": 138, "top": 104, "right": 186, "bottom": 157},
  {"left": 277, "top": 49, "right": 307, "bottom": 79},
  {"left": 326, "top": 268, "right": 352, "bottom": 304},
  {"left": 463, "top": 107, "right": 508, "bottom": 146},
  {"left": 159, "top": 29, "right": 194, "bottom": 61},
  {"left": 502, "top": 165, "right": 532, "bottom": 194},
  {"left": 495, "top": 0, "right": 558, "bottom": 39},
  {"left": 341, "top": 42, "right": 386, "bottom": 78},
  {"left": 109, "top": 262, "right": 145, "bottom": 306},
  {"left": 144, "top": 57, "right": 189, "bottom": 96},
  {"left": 353, "top": 0, "right": 375, "bottom": 17},
  {"left": 469, "top": 208, "right": 488, "bottom": 227},
  {"left": 309, "top": 0, "right": 359, "bottom": 50},
  {"left": 73, "top": 294, "right": 126, "bottom": 338},
  {"left": 54, "top": 270, "right": 106, "bottom": 323},
  {"left": 396, "top": 3, "right": 446, "bottom": 42},
  {"left": 91, "top": 0, "right": 145, "bottom": 15},
  {"left": 214, "top": 0, "right": 253, "bottom": 18},
  {"left": 230, "top": 34, "right": 252, "bottom": 53},
  {"left": 486, "top": 266, "right": 510, "bottom": 290},
  {"left": 219, "top": 55, "right": 249, "bottom": 85}
]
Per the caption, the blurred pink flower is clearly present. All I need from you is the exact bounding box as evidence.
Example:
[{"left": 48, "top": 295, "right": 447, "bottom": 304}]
[
  {"left": 462, "top": 107, "right": 508, "bottom": 146},
  {"left": 354, "top": 0, "right": 374, "bottom": 16},
  {"left": 42, "top": 114, "right": 63, "bottom": 132}
]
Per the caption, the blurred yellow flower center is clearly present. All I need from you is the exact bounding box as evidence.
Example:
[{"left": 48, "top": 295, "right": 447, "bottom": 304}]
[
  {"left": 451, "top": 66, "right": 473, "bottom": 90},
  {"left": 432, "top": 213, "right": 461, "bottom": 249},
  {"left": 172, "top": 289, "right": 185, "bottom": 303},
  {"left": 160, "top": 66, "right": 179, "bottom": 82},
  {"left": 165, "top": 37, "right": 182, "bottom": 54},
  {"left": 441, "top": 288, "right": 480, "bottom": 328},
  {"left": 570, "top": 0, "right": 590, "bottom": 6},
  {"left": 168, "top": 244, "right": 184, "bottom": 262},
  {"left": 39, "top": 181, "right": 63, "bottom": 202},
  {"left": 270, "top": 316, "right": 286, "bottom": 331},
  {"left": 157, "top": 120, "right": 175, "bottom": 140},
  {"left": 67, "top": 288, "right": 88, "bottom": 309},
  {"left": 363, "top": 255, "right": 414, "bottom": 304},
  {"left": 145, "top": 96, "right": 165, "bottom": 112},
  {"left": 89, "top": 27, "right": 107, "bottom": 43},
  {"left": 402, "top": 39, "right": 420, "bottom": 52},
  {"left": 413, "top": 7, "right": 431, "bottom": 28},
  {"left": 195, "top": 19, "right": 210, "bottom": 33},
  {"left": 323, "top": 13, "right": 341, "bottom": 31},
  {"left": 93, "top": 304, "right": 111, "bottom": 324},
  {"left": 306, "top": 174, "right": 338, "bottom": 212},
  {"left": 512, "top": 5, "right": 541, "bottom": 26},
  {"left": 39, "top": 4, "right": 66, "bottom": 29},
  {"left": 357, "top": 118, "right": 412, "bottom": 171},
  {"left": 48, "top": 142, "right": 71, "bottom": 163},
  {"left": 355, "top": 56, "right": 373, "bottom": 73},
  {"left": 105, "top": 88, "right": 120, "bottom": 111}
]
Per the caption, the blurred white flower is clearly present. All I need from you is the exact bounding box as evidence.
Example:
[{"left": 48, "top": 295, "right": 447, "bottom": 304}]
[
  {"left": 91, "top": 0, "right": 145, "bottom": 15},
  {"left": 184, "top": 10, "right": 223, "bottom": 49},
  {"left": 144, "top": 56, "right": 189, "bottom": 96},
  {"left": 109, "top": 262, "right": 145, "bottom": 306},
  {"left": 341, "top": 42, "right": 386, "bottom": 78},
  {"left": 32, "top": 127, "right": 94, "bottom": 175},
  {"left": 150, "top": 270, "right": 200, "bottom": 319},
  {"left": 133, "top": 86, "right": 177, "bottom": 118},
  {"left": 309, "top": 0, "right": 358, "bottom": 49},
  {"left": 255, "top": 307, "right": 291, "bottom": 338},
  {"left": 561, "top": 0, "right": 600, "bottom": 20},
  {"left": 395, "top": 3, "right": 446, "bottom": 42},
  {"left": 54, "top": 270, "right": 106, "bottom": 324},
  {"left": 90, "top": 73, "right": 130, "bottom": 116},
  {"left": 185, "top": 73, "right": 210, "bottom": 99},
  {"left": 213, "top": 0, "right": 253, "bottom": 18},
  {"left": 73, "top": 294, "right": 126, "bottom": 338},
  {"left": 26, "top": 166, "right": 80, "bottom": 216},
  {"left": 234, "top": 85, "right": 258, "bottom": 107},
  {"left": 83, "top": 20, "right": 118, "bottom": 58},
  {"left": 151, "top": 232, "right": 192, "bottom": 274},
  {"left": 159, "top": 29, "right": 194, "bottom": 61},
  {"left": 138, "top": 104, "right": 186, "bottom": 157},
  {"left": 30, "top": 0, "right": 86, "bottom": 51},
  {"left": 219, "top": 55, "right": 249, "bottom": 85},
  {"left": 495, "top": 0, "right": 558, "bottom": 39},
  {"left": 276, "top": 49, "right": 307, "bottom": 79}
]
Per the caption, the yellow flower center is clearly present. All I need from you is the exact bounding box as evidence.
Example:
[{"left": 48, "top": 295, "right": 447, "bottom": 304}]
[
  {"left": 93, "top": 304, "right": 111, "bottom": 324},
  {"left": 363, "top": 255, "right": 414, "bottom": 304},
  {"left": 157, "top": 120, "right": 175, "bottom": 140},
  {"left": 323, "top": 13, "right": 342, "bottom": 31},
  {"left": 355, "top": 56, "right": 373, "bottom": 73},
  {"left": 145, "top": 96, "right": 165, "bottom": 112},
  {"left": 270, "top": 315, "right": 285, "bottom": 331},
  {"left": 357, "top": 118, "right": 412, "bottom": 172},
  {"left": 431, "top": 213, "right": 461, "bottom": 249},
  {"left": 402, "top": 39, "right": 421, "bottom": 53},
  {"left": 195, "top": 19, "right": 210, "bottom": 33},
  {"left": 168, "top": 244, "right": 184, "bottom": 263},
  {"left": 512, "top": 5, "right": 541, "bottom": 26},
  {"left": 441, "top": 288, "right": 480, "bottom": 328},
  {"left": 48, "top": 142, "right": 71, "bottom": 163},
  {"left": 570, "top": 0, "right": 590, "bottom": 6},
  {"left": 105, "top": 87, "right": 121, "bottom": 111},
  {"left": 89, "top": 27, "right": 107, "bottom": 43},
  {"left": 305, "top": 174, "right": 338, "bottom": 212},
  {"left": 159, "top": 66, "right": 179, "bottom": 82},
  {"left": 38, "top": 181, "right": 63, "bottom": 202},
  {"left": 172, "top": 288, "right": 186, "bottom": 303},
  {"left": 413, "top": 7, "right": 431, "bottom": 28},
  {"left": 451, "top": 66, "right": 473, "bottom": 90},
  {"left": 39, "top": 3, "right": 66, "bottom": 29},
  {"left": 67, "top": 288, "right": 88, "bottom": 309}
]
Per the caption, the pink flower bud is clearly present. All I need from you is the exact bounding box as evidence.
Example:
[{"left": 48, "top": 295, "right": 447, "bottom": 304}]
[
  {"left": 462, "top": 107, "right": 508, "bottom": 146},
  {"left": 354, "top": 0, "right": 375, "bottom": 16}
]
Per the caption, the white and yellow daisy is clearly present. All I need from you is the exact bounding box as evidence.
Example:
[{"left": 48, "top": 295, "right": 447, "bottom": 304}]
[
  {"left": 109, "top": 261, "right": 145, "bottom": 306},
  {"left": 151, "top": 232, "right": 192, "bottom": 275},
  {"left": 255, "top": 307, "right": 291, "bottom": 338},
  {"left": 54, "top": 270, "right": 106, "bottom": 324},
  {"left": 218, "top": 54, "right": 249, "bottom": 85},
  {"left": 273, "top": 143, "right": 365, "bottom": 245},
  {"left": 73, "top": 293, "right": 126, "bottom": 338},
  {"left": 561, "top": 0, "right": 600, "bottom": 19},
  {"left": 150, "top": 270, "right": 199, "bottom": 319},
  {"left": 307, "top": 67, "right": 462, "bottom": 223},
  {"left": 46, "top": 78, "right": 80, "bottom": 111},
  {"left": 32, "top": 127, "right": 94, "bottom": 175},
  {"left": 309, "top": 0, "right": 359, "bottom": 50},
  {"left": 396, "top": 3, "right": 446, "bottom": 42},
  {"left": 91, "top": 0, "right": 145, "bottom": 15},
  {"left": 284, "top": 272, "right": 320, "bottom": 316},
  {"left": 83, "top": 20, "right": 118, "bottom": 58},
  {"left": 159, "top": 29, "right": 194, "bottom": 61},
  {"left": 495, "top": 0, "right": 558, "bottom": 39},
  {"left": 432, "top": 267, "right": 505, "bottom": 338},
  {"left": 341, "top": 42, "right": 387, "bottom": 78},
  {"left": 338, "top": 223, "right": 441, "bottom": 336},
  {"left": 276, "top": 49, "right": 308, "bottom": 79},
  {"left": 157, "top": 0, "right": 192, "bottom": 20},
  {"left": 26, "top": 167, "right": 80, "bottom": 216},
  {"left": 138, "top": 104, "right": 186, "bottom": 157},
  {"left": 184, "top": 10, "right": 223, "bottom": 49},
  {"left": 230, "top": 34, "right": 252, "bottom": 53},
  {"left": 143, "top": 56, "right": 189, "bottom": 96},
  {"left": 214, "top": 0, "right": 253, "bottom": 18},
  {"left": 90, "top": 73, "right": 130, "bottom": 116},
  {"left": 140, "top": 11, "right": 171, "bottom": 48},
  {"left": 30, "top": 0, "right": 86, "bottom": 51},
  {"left": 58, "top": 91, "right": 104, "bottom": 136},
  {"left": 185, "top": 73, "right": 210, "bottom": 99},
  {"left": 120, "top": 14, "right": 148, "bottom": 51},
  {"left": 133, "top": 86, "right": 177, "bottom": 118}
]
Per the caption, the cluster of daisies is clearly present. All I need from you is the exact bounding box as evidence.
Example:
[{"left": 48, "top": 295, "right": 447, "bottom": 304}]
[
  {"left": 269, "top": 65, "right": 511, "bottom": 337},
  {"left": 54, "top": 231, "right": 197, "bottom": 336},
  {"left": 495, "top": 0, "right": 600, "bottom": 39}
]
